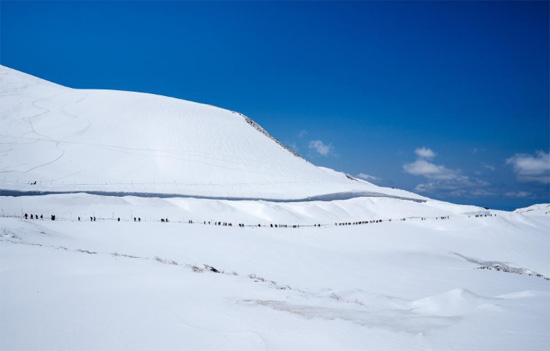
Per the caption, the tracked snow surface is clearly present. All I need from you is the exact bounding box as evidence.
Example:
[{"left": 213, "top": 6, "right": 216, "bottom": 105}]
[{"left": 1, "top": 66, "right": 549, "bottom": 350}]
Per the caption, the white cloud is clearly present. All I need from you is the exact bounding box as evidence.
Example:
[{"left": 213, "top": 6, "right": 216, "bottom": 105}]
[
  {"left": 506, "top": 151, "right": 550, "bottom": 184},
  {"left": 403, "top": 159, "right": 458, "bottom": 180},
  {"left": 415, "top": 147, "right": 436, "bottom": 159},
  {"left": 482, "top": 164, "right": 495, "bottom": 171},
  {"left": 405, "top": 147, "right": 492, "bottom": 197},
  {"left": 415, "top": 177, "right": 492, "bottom": 198},
  {"left": 308, "top": 140, "right": 333, "bottom": 156},
  {"left": 469, "top": 188, "right": 496, "bottom": 197},
  {"left": 505, "top": 191, "right": 532, "bottom": 198},
  {"left": 357, "top": 173, "right": 380, "bottom": 181},
  {"left": 298, "top": 130, "right": 308, "bottom": 138}
]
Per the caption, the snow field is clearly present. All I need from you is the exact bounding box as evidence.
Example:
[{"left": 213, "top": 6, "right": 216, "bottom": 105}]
[{"left": 1, "top": 195, "right": 549, "bottom": 350}]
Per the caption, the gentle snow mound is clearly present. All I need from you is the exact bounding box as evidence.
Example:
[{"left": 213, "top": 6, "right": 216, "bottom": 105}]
[{"left": 411, "top": 288, "right": 497, "bottom": 316}]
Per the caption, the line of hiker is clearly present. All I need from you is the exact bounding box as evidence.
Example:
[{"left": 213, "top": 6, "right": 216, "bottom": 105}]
[
  {"left": 24, "top": 213, "right": 44, "bottom": 220},
  {"left": 199, "top": 221, "right": 248, "bottom": 227},
  {"left": 270, "top": 224, "right": 301, "bottom": 228},
  {"left": 24, "top": 213, "right": 56, "bottom": 221},
  {"left": 210, "top": 221, "right": 234, "bottom": 227},
  {"left": 15, "top": 211, "right": 496, "bottom": 228}
]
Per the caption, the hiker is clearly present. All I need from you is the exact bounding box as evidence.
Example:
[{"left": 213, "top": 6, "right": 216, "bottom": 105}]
[
  {"left": 24, "top": 213, "right": 28, "bottom": 219},
  {"left": 78, "top": 216, "right": 80, "bottom": 221},
  {"left": 93, "top": 217, "right": 96, "bottom": 222},
  {"left": 138, "top": 218, "right": 141, "bottom": 222},
  {"left": 117, "top": 217, "right": 120, "bottom": 222},
  {"left": 40, "top": 215, "right": 43, "bottom": 219},
  {"left": 161, "top": 218, "right": 165, "bottom": 222},
  {"left": 90, "top": 216, "right": 93, "bottom": 221},
  {"left": 51, "top": 215, "right": 56, "bottom": 221},
  {"left": 30, "top": 214, "right": 34, "bottom": 219}
]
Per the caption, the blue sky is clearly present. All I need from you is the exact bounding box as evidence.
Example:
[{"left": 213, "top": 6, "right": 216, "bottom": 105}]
[{"left": 1, "top": 0, "right": 548, "bottom": 210}]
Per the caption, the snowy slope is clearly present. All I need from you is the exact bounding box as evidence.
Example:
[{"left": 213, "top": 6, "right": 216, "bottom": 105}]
[
  {"left": 514, "top": 204, "right": 550, "bottom": 226},
  {"left": 515, "top": 203, "right": 550, "bottom": 216},
  {"left": 0, "top": 65, "right": 422, "bottom": 201},
  {"left": 1, "top": 198, "right": 549, "bottom": 350}
]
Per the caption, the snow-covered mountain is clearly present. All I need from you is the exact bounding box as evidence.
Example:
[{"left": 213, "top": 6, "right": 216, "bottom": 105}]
[
  {"left": 0, "top": 65, "right": 420, "bottom": 201},
  {"left": 1, "top": 65, "right": 549, "bottom": 351}
]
